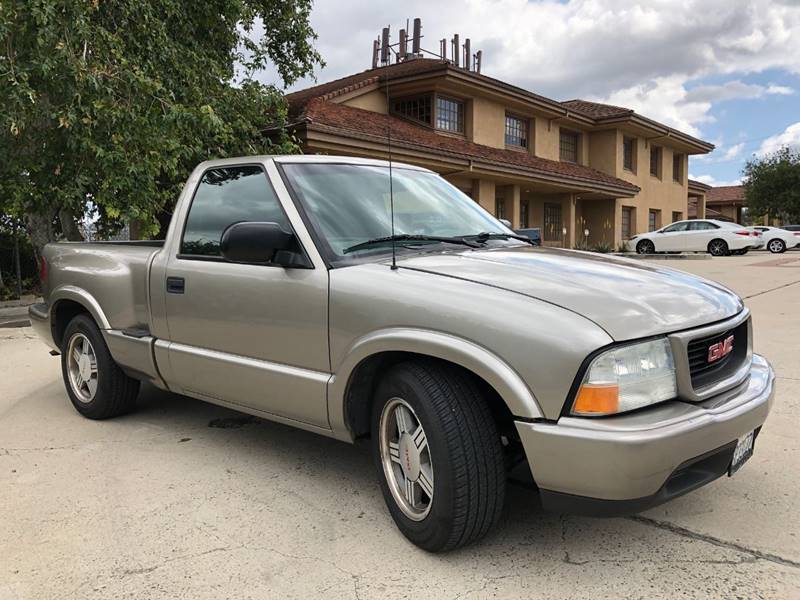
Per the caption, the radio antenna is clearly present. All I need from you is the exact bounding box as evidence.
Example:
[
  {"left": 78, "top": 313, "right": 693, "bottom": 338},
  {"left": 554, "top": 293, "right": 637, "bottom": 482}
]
[{"left": 383, "top": 27, "right": 398, "bottom": 270}]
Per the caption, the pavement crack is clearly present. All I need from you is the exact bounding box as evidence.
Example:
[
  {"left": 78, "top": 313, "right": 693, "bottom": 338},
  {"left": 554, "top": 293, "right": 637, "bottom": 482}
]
[
  {"left": 743, "top": 279, "right": 800, "bottom": 299},
  {"left": 627, "top": 515, "right": 800, "bottom": 569}
]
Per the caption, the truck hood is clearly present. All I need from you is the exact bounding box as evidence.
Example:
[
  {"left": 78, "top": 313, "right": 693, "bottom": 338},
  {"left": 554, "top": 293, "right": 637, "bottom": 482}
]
[{"left": 395, "top": 247, "right": 743, "bottom": 340}]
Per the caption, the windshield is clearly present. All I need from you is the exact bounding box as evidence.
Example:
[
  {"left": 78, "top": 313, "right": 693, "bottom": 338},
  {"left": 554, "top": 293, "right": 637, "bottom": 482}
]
[{"left": 281, "top": 163, "right": 516, "bottom": 264}]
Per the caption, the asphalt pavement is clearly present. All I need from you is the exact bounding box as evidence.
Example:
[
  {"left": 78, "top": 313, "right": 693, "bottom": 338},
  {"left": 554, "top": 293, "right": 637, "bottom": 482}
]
[{"left": 1, "top": 252, "right": 799, "bottom": 599}]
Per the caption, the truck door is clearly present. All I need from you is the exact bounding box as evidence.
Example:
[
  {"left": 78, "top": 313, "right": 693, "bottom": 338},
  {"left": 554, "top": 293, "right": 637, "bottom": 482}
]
[{"left": 162, "top": 163, "right": 330, "bottom": 428}]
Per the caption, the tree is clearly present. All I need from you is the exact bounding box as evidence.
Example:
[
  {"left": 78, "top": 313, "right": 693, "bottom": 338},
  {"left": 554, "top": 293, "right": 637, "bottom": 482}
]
[
  {"left": 743, "top": 146, "right": 800, "bottom": 224},
  {"left": 0, "top": 0, "right": 323, "bottom": 256}
]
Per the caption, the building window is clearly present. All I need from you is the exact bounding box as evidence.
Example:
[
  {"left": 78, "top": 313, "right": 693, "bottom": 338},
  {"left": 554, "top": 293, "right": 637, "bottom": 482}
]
[
  {"left": 544, "top": 202, "right": 562, "bottom": 241},
  {"left": 559, "top": 129, "right": 579, "bottom": 163},
  {"left": 623, "top": 137, "right": 636, "bottom": 172},
  {"left": 495, "top": 197, "right": 506, "bottom": 220},
  {"left": 648, "top": 209, "right": 661, "bottom": 232},
  {"left": 649, "top": 146, "right": 661, "bottom": 178},
  {"left": 392, "top": 96, "right": 432, "bottom": 125},
  {"left": 672, "top": 211, "right": 683, "bottom": 223},
  {"left": 436, "top": 96, "right": 464, "bottom": 133},
  {"left": 505, "top": 114, "right": 528, "bottom": 148},
  {"left": 673, "top": 153, "right": 684, "bottom": 183},
  {"left": 621, "top": 206, "right": 634, "bottom": 239},
  {"left": 520, "top": 199, "right": 529, "bottom": 228}
]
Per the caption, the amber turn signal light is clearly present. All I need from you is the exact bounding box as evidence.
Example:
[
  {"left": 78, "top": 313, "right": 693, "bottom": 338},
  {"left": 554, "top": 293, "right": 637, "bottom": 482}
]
[{"left": 573, "top": 384, "right": 619, "bottom": 415}]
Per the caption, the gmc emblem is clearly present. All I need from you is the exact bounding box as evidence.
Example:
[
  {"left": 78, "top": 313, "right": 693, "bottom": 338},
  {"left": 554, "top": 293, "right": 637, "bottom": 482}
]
[{"left": 708, "top": 335, "right": 734, "bottom": 363}]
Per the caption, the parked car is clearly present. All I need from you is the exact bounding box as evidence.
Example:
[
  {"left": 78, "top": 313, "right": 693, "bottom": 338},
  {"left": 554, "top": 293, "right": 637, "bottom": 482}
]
[
  {"left": 748, "top": 226, "right": 800, "bottom": 253},
  {"left": 29, "top": 156, "right": 773, "bottom": 552},
  {"left": 625, "top": 219, "right": 761, "bottom": 256},
  {"left": 781, "top": 224, "right": 800, "bottom": 232},
  {"left": 514, "top": 227, "right": 542, "bottom": 246}
]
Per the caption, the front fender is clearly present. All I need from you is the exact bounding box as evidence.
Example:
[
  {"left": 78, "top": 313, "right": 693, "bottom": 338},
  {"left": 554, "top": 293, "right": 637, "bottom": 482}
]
[{"left": 327, "top": 327, "right": 544, "bottom": 439}]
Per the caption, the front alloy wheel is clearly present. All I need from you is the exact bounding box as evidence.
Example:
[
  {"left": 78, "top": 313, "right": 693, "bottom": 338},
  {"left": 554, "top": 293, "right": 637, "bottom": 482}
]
[
  {"left": 636, "top": 239, "right": 655, "bottom": 254},
  {"left": 379, "top": 398, "right": 434, "bottom": 521},
  {"left": 371, "top": 361, "right": 505, "bottom": 552}
]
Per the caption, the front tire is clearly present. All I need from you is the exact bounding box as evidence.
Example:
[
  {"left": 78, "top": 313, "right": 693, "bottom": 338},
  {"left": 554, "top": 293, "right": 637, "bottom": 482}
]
[
  {"left": 371, "top": 361, "right": 505, "bottom": 552},
  {"left": 636, "top": 239, "right": 655, "bottom": 255},
  {"left": 767, "top": 239, "right": 786, "bottom": 254},
  {"left": 708, "top": 239, "right": 729, "bottom": 256},
  {"left": 61, "top": 314, "right": 140, "bottom": 419}
]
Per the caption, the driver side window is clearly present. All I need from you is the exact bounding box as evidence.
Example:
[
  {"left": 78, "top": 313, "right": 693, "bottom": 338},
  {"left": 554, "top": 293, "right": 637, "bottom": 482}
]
[
  {"left": 662, "top": 222, "right": 688, "bottom": 233},
  {"left": 181, "top": 166, "right": 291, "bottom": 257}
]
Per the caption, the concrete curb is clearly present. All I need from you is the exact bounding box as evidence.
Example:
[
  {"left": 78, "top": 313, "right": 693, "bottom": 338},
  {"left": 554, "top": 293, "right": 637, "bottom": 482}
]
[{"left": 612, "top": 253, "right": 712, "bottom": 260}]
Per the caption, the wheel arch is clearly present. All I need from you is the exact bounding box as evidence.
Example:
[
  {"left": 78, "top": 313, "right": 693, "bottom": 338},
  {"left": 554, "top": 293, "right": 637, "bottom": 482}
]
[
  {"left": 50, "top": 286, "right": 110, "bottom": 348},
  {"left": 328, "top": 329, "right": 543, "bottom": 441}
]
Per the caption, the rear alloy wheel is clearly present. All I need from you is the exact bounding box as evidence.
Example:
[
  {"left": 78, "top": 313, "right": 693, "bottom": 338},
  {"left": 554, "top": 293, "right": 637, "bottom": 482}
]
[
  {"left": 708, "top": 239, "right": 729, "bottom": 256},
  {"left": 636, "top": 239, "right": 655, "bottom": 255},
  {"left": 767, "top": 239, "right": 786, "bottom": 254},
  {"left": 371, "top": 361, "right": 505, "bottom": 552},
  {"left": 61, "top": 314, "right": 140, "bottom": 419}
]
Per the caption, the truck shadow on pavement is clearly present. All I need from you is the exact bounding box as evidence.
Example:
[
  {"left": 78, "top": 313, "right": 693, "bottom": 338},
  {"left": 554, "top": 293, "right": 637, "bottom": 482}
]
[{"left": 128, "top": 382, "right": 722, "bottom": 562}]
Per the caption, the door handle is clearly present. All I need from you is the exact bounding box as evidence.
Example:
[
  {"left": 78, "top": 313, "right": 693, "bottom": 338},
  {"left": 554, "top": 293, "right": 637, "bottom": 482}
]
[{"left": 166, "top": 277, "right": 185, "bottom": 294}]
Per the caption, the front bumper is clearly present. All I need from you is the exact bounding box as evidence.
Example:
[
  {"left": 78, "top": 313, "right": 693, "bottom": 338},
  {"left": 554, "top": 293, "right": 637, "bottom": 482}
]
[{"left": 516, "top": 354, "right": 774, "bottom": 515}]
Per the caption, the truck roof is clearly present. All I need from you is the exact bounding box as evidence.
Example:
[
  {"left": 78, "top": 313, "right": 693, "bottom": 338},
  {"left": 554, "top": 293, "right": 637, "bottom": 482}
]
[{"left": 196, "top": 154, "right": 432, "bottom": 172}]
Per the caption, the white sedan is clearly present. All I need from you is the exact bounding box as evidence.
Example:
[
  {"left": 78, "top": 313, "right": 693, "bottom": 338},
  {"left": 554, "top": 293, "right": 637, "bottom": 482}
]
[
  {"left": 748, "top": 226, "right": 800, "bottom": 253},
  {"left": 626, "top": 219, "right": 761, "bottom": 256}
]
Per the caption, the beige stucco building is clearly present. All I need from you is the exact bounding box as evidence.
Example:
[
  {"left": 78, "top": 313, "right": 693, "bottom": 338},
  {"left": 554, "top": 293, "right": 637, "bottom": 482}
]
[{"left": 283, "top": 59, "right": 714, "bottom": 248}]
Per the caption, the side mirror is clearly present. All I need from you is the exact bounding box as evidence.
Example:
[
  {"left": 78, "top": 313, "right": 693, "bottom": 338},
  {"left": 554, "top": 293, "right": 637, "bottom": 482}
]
[{"left": 220, "top": 222, "right": 310, "bottom": 267}]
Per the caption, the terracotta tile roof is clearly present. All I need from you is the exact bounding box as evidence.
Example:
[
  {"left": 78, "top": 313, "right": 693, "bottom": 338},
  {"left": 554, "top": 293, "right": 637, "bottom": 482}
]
[
  {"left": 561, "top": 99, "right": 634, "bottom": 120},
  {"left": 688, "top": 178, "right": 712, "bottom": 191},
  {"left": 707, "top": 185, "right": 745, "bottom": 204},
  {"left": 286, "top": 59, "right": 449, "bottom": 116},
  {"left": 300, "top": 98, "right": 639, "bottom": 194}
]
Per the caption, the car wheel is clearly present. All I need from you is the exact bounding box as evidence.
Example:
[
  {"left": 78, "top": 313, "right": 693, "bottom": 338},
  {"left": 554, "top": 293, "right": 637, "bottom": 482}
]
[
  {"left": 767, "top": 239, "right": 786, "bottom": 254},
  {"left": 61, "top": 314, "right": 140, "bottom": 419},
  {"left": 707, "top": 239, "right": 729, "bottom": 256},
  {"left": 371, "top": 361, "right": 505, "bottom": 552},
  {"left": 636, "top": 239, "right": 655, "bottom": 255}
]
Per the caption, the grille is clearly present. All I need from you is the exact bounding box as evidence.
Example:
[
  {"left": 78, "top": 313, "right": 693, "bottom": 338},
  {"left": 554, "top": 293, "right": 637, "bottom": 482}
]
[{"left": 687, "top": 320, "right": 748, "bottom": 389}]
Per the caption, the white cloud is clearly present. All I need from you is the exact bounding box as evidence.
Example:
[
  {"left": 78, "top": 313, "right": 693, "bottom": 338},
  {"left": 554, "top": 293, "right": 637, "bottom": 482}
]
[
  {"left": 759, "top": 122, "right": 800, "bottom": 155},
  {"left": 689, "top": 173, "right": 743, "bottom": 187},
  {"left": 261, "top": 0, "right": 800, "bottom": 140},
  {"left": 722, "top": 142, "right": 746, "bottom": 161}
]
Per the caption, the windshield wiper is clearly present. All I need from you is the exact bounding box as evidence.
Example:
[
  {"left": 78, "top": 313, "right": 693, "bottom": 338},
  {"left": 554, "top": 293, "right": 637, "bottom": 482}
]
[
  {"left": 467, "top": 232, "right": 538, "bottom": 246},
  {"left": 343, "top": 234, "right": 482, "bottom": 254}
]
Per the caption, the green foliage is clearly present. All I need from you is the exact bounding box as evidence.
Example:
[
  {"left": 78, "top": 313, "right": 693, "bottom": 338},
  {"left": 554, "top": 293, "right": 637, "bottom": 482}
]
[
  {"left": 0, "top": 0, "right": 322, "bottom": 242},
  {"left": 573, "top": 240, "right": 614, "bottom": 253},
  {"left": 743, "top": 146, "right": 800, "bottom": 223}
]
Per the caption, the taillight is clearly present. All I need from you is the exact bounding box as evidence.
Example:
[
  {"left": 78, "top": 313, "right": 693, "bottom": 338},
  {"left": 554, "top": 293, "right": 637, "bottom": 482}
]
[
  {"left": 39, "top": 256, "right": 47, "bottom": 283},
  {"left": 794, "top": 232, "right": 800, "bottom": 237},
  {"left": 734, "top": 231, "right": 750, "bottom": 236},
  {"left": 751, "top": 231, "right": 760, "bottom": 237}
]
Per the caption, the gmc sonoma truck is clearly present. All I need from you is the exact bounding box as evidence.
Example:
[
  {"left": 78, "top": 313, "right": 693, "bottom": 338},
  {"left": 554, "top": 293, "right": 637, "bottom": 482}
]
[{"left": 30, "top": 156, "right": 774, "bottom": 552}]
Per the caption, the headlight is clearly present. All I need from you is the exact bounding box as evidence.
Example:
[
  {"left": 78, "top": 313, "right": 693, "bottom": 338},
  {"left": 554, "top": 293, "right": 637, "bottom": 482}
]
[{"left": 571, "top": 338, "right": 676, "bottom": 416}]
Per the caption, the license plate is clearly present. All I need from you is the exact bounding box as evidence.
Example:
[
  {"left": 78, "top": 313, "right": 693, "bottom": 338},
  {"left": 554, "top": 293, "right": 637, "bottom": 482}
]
[{"left": 729, "top": 431, "right": 755, "bottom": 476}]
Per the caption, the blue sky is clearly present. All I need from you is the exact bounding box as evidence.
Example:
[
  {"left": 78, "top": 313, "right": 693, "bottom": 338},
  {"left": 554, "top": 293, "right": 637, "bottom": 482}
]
[{"left": 258, "top": 0, "right": 800, "bottom": 188}]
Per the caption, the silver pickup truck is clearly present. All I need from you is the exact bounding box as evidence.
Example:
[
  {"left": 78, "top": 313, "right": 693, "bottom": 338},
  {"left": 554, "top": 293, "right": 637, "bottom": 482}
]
[{"left": 30, "top": 155, "right": 774, "bottom": 552}]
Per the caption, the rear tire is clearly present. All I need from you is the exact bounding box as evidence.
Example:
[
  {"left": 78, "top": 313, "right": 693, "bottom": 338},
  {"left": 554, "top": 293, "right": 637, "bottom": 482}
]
[
  {"left": 60, "top": 314, "right": 140, "bottom": 419},
  {"left": 767, "top": 239, "right": 786, "bottom": 254},
  {"left": 708, "top": 239, "right": 729, "bottom": 256},
  {"left": 371, "top": 361, "right": 505, "bottom": 552},
  {"left": 636, "top": 239, "right": 655, "bottom": 255}
]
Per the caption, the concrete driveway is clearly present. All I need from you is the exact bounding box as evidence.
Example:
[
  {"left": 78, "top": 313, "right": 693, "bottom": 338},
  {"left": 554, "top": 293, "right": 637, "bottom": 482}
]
[{"left": 2, "top": 252, "right": 799, "bottom": 599}]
